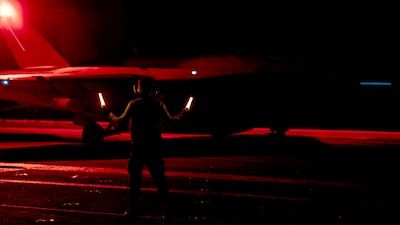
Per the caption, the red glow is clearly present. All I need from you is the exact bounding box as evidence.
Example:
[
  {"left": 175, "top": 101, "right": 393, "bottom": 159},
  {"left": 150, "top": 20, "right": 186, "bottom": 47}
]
[
  {"left": 2, "top": 119, "right": 400, "bottom": 148},
  {"left": 0, "top": 161, "right": 374, "bottom": 190},
  {"left": 0, "top": 0, "right": 23, "bottom": 29}
]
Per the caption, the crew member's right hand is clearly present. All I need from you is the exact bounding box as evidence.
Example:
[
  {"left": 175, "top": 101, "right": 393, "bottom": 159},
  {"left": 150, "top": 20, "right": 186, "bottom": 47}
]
[{"left": 102, "top": 105, "right": 110, "bottom": 116}]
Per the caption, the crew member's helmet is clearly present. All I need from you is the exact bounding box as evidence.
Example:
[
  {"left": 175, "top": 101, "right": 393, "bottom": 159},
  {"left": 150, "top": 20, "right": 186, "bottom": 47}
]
[{"left": 133, "top": 77, "right": 154, "bottom": 96}]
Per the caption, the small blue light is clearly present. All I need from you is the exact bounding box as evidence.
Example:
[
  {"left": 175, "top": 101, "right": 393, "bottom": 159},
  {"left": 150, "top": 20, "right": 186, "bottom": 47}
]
[
  {"left": 360, "top": 81, "right": 392, "bottom": 86},
  {"left": 2, "top": 80, "right": 9, "bottom": 85}
]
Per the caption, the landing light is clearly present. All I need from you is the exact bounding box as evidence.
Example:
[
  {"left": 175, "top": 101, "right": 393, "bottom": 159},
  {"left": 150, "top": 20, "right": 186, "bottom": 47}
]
[
  {"left": 191, "top": 69, "right": 197, "bottom": 76},
  {"left": 2, "top": 80, "right": 9, "bottom": 85}
]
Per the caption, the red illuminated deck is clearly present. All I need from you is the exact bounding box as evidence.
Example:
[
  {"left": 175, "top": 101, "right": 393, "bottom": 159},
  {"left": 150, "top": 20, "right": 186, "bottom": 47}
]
[{"left": 1, "top": 119, "right": 400, "bottom": 149}]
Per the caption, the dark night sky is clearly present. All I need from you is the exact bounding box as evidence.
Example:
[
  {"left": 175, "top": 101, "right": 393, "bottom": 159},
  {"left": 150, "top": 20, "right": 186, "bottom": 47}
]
[{"left": 2, "top": 0, "right": 398, "bottom": 75}]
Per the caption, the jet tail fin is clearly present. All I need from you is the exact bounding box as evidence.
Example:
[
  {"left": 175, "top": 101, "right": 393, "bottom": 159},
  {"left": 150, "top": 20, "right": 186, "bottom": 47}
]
[{"left": 1, "top": 19, "right": 70, "bottom": 69}]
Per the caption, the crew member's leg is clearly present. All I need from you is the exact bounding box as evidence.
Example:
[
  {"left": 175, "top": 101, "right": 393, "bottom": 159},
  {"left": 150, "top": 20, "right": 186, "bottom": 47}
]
[
  {"left": 147, "top": 156, "right": 172, "bottom": 221},
  {"left": 128, "top": 143, "right": 145, "bottom": 223}
]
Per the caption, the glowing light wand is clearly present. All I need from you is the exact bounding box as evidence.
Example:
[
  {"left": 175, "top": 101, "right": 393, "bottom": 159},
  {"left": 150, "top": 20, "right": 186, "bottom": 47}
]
[
  {"left": 98, "top": 93, "right": 106, "bottom": 107},
  {"left": 184, "top": 96, "right": 194, "bottom": 111}
]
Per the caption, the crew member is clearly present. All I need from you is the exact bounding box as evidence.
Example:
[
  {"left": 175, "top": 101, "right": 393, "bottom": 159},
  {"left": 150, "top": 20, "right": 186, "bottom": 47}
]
[{"left": 103, "top": 76, "right": 187, "bottom": 224}]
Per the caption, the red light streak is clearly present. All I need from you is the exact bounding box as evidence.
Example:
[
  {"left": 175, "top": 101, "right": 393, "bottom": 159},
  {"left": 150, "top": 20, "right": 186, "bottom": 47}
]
[
  {"left": 8, "top": 26, "right": 25, "bottom": 51},
  {"left": 0, "top": 162, "right": 377, "bottom": 189},
  {"left": 0, "top": 179, "right": 309, "bottom": 201}
]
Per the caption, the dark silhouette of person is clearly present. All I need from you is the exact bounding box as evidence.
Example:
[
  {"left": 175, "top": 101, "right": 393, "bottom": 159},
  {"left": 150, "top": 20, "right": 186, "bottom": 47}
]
[{"left": 103, "top": 77, "right": 187, "bottom": 224}]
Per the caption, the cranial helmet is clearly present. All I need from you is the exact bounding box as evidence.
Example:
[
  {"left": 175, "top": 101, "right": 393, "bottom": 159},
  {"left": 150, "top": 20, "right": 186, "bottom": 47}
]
[{"left": 133, "top": 77, "right": 154, "bottom": 95}]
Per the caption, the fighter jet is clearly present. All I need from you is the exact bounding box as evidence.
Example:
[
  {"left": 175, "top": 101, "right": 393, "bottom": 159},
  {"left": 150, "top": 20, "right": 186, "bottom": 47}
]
[{"left": 2, "top": 1, "right": 398, "bottom": 145}]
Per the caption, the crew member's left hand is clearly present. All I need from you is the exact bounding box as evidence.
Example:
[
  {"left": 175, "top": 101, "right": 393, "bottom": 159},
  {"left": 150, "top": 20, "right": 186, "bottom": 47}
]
[{"left": 182, "top": 108, "right": 190, "bottom": 113}]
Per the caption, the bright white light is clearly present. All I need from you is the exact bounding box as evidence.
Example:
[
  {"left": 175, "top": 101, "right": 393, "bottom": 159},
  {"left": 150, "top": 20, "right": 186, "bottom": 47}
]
[
  {"left": 191, "top": 69, "right": 197, "bottom": 76},
  {"left": 0, "top": 3, "right": 13, "bottom": 18},
  {"left": 0, "top": 1, "right": 23, "bottom": 29},
  {"left": 185, "top": 96, "right": 194, "bottom": 111},
  {"left": 98, "top": 93, "right": 106, "bottom": 106},
  {"left": 2, "top": 80, "right": 9, "bottom": 85}
]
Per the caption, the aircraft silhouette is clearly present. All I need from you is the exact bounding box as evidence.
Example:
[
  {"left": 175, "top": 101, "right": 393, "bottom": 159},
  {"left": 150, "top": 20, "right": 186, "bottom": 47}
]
[{"left": 1, "top": 1, "right": 398, "bottom": 145}]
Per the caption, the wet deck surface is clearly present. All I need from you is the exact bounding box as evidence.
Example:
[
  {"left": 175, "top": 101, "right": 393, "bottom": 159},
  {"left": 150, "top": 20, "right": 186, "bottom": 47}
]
[{"left": 0, "top": 121, "right": 399, "bottom": 224}]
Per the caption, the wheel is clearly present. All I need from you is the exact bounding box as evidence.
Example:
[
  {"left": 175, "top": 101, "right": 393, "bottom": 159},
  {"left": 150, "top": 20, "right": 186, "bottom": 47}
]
[{"left": 82, "top": 123, "right": 104, "bottom": 145}]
